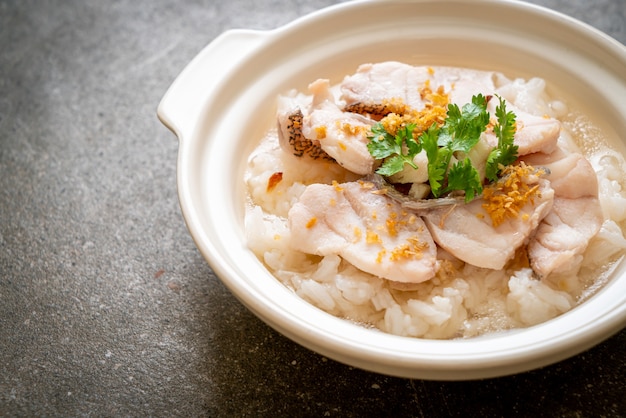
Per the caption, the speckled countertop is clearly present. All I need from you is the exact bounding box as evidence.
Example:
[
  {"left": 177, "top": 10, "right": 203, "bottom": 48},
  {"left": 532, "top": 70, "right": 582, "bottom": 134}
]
[{"left": 1, "top": 0, "right": 625, "bottom": 416}]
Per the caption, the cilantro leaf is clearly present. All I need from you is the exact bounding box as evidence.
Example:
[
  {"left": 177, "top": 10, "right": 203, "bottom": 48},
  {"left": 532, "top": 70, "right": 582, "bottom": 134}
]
[
  {"left": 368, "top": 123, "right": 421, "bottom": 176},
  {"left": 438, "top": 94, "right": 490, "bottom": 153},
  {"left": 421, "top": 124, "right": 450, "bottom": 197},
  {"left": 485, "top": 95, "right": 519, "bottom": 181},
  {"left": 445, "top": 157, "right": 483, "bottom": 202},
  {"left": 485, "top": 149, "right": 502, "bottom": 181},
  {"left": 367, "top": 124, "right": 398, "bottom": 159},
  {"left": 376, "top": 154, "right": 409, "bottom": 176},
  {"left": 404, "top": 125, "right": 421, "bottom": 156}
]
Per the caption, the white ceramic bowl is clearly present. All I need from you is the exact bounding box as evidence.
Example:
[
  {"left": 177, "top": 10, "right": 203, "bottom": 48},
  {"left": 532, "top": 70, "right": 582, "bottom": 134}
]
[{"left": 158, "top": 0, "right": 626, "bottom": 380}]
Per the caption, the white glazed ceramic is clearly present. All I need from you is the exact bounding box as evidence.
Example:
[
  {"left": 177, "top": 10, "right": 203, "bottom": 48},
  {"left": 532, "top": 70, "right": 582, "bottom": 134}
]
[{"left": 158, "top": 0, "right": 626, "bottom": 380}]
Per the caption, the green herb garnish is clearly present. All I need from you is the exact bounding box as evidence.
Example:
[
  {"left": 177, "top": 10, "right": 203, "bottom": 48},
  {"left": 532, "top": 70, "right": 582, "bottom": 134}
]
[
  {"left": 446, "top": 157, "right": 484, "bottom": 202},
  {"left": 424, "top": 94, "right": 490, "bottom": 200},
  {"left": 367, "top": 123, "right": 421, "bottom": 177},
  {"left": 485, "top": 95, "right": 519, "bottom": 182},
  {"left": 420, "top": 123, "right": 450, "bottom": 196},
  {"left": 367, "top": 93, "right": 518, "bottom": 203},
  {"left": 437, "top": 94, "right": 490, "bottom": 152}
]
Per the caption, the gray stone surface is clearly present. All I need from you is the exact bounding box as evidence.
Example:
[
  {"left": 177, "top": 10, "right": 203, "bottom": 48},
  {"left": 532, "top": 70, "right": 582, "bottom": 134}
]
[{"left": 0, "top": 0, "right": 624, "bottom": 416}]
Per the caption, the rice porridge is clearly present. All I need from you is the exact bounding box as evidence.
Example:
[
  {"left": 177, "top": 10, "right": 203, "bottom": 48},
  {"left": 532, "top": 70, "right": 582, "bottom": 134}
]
[{"left": 244, "top": 62, "right": 626, "bottom": 339}]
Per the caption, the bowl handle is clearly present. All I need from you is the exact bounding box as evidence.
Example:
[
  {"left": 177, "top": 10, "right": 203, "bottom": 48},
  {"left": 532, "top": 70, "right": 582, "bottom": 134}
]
[{"left": 157, "top": 29, "right": 268, "bottom": 140}]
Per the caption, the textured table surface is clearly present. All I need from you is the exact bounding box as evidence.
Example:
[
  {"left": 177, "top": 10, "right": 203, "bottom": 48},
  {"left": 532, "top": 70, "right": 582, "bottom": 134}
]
[{"left": 1, "top": 0, "right": 625, "bottom": 416}]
